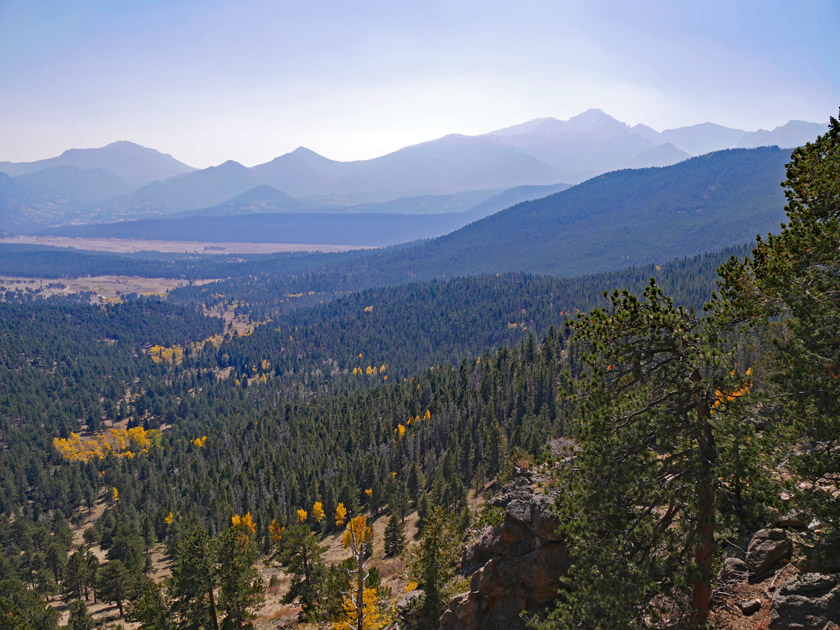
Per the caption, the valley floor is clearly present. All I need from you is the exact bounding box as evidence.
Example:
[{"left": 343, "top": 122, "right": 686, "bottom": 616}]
[{"left": 0, "top": 235, "right": 371, "bottom": 254}]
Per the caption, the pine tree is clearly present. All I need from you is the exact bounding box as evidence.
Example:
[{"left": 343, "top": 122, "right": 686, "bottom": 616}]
[
  {"left": 64, "top": 551, "right": 86, "bottom": 600},
  {"left": 127, "top": 576, "right": 172, "bottom": 630},
  {"left": 408, "top": 505, "right": 459, "bottom": 630},
  {"left": 216, "top": 526, "right": 264, "bottom": 630},
  {"left": 383, "top": 513, "right": 406, "bottom": 557},
  {"left": 716, "top": 110, "right": 840, "bottom": 528},
  {"left": 67, "top": 600, "right": 95, "bottom": 630},
  {"left": 276, "top": 523, "right": 326, "bottom": 620},
  {"left": 98, "top": 560, "right": 133, "bottom": 618},
  {"left": 542, "top": 282, "right": 768, "bottom": 628},
  {"left": 169, "top": 526, "right": 220, "bottom": 630},
  {"left": 84, "top": 552, "right": 99, "bottom": 603}
]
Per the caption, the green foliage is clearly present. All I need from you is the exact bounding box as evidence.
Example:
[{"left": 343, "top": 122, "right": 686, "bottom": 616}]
[
  {"left": 542, "top": 282, "right": 771, "bottom": 628},
  {"left": 67, "top": 600, "right": 95, "bottom": 630},
  {"left": 275, "top": 523, "right": 326, "bottom": 620},
  {"left": 0, "top": 578, "right": 58, "bottom": 630},
  {"left": 408, "top": 505, "right": 461, "bottom": 630},
  {"left": 98, "top": 560, "right": 133, "bottom": 618},
  {"left": 216, "top": 527, "right": 264, "bottom": 630},
  {"left": 383, "top": 513, "right": 406, "bottom": 557},
  {"left": 169, "top": 526, "right": 220, "bottom": 630},
  {"left": 127, "top": 576, "right": 172, "bottom": 630},
  {"left": 716, "top": 110, "right": 840, "bottom": 528}
]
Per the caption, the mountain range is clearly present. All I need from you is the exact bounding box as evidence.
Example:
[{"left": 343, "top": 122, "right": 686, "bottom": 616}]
[
  {"left": 45, "top": 147, "right": 789, "bottom": 274},
  {"left": 0, "top": 110, "right": 824, "bottom": 235}
]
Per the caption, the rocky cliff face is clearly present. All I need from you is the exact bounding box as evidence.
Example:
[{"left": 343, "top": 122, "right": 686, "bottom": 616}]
[{"left": 439, "top": 470, "right": 569, "bottom": 630}]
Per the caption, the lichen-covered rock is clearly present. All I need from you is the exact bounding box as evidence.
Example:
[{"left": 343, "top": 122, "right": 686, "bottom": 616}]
[
  {"left": 769, "top": 573, "right": 840, "bottom": 630},
  {"left": 440, "top": 470, "right": 569, "bottom": 630},
  {"left": 748, "top": 528, "right": 793, "bottom": 575}
]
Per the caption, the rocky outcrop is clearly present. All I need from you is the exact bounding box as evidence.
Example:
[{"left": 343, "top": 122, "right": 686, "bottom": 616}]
[
  {"left": 748, "top": 528, "right": 793, "bottom": 576},
  {"left": 439, "top": 470, "right": 569, "bottom": 630},
  {"left": 769, "top": 573, "right": 840, "bottom": 630}
]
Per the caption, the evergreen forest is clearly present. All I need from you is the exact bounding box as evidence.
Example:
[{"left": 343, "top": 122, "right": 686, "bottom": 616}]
[{"left": 0, "top": 112, "right": 838, "bottom": 630}]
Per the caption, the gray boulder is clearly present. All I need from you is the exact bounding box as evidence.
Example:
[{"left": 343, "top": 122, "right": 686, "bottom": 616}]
[
  {"left": 719, "top": 557, "right": 750, "bottom": 583},
  {"left": 748, "top": 529, "right": 793, "bottom": 575},
  {"left": 769, "top": 573, "right": 840, "bottom": 630}
]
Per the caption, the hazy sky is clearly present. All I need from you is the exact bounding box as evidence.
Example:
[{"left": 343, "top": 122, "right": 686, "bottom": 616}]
[{"left": 1, "top": 0, "right": 838, "bottom": 168}]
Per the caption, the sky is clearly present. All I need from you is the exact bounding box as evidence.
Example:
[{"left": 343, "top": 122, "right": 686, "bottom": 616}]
[{"left": 1, "top": 0, "right": 838, "bottom": 168}]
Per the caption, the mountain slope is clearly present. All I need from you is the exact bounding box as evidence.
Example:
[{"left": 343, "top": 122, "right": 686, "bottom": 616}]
[
  {"left": 463, "top": 183, "right": 571, "bottom": 220},
  {"left": 398, "top": 147, "right": 789, "bottom": 277},
  {"left": 320, "top": 147, "right": 790, "bottom": 282},
  {"left": 116, "top": 160, "right": 261, "bottom": 214},
  {"left": 0, "top": 111, "right": 822, "bottom": 230},
  {"left": 624, "top": 143, "right": 689, "bottom": 169},
  {"left": 0, "top": 141, "right": 195, "bottom": 188},
  {"left": 0, "top": 167, "right": 134, "bottom": 232},
  {"left": 30, "top": 147, "right": 791, "bottom": 279}
]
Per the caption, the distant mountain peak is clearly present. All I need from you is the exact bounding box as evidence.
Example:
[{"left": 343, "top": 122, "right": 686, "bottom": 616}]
[
  {"left": 566, "top": 108, "right": 626, "bottom": 128},
  {"left": 215, "top": 159, "right": 246, "bottom": 169},
  {"left": 290, "top": 146, "right": 321, "bottom": 157}
]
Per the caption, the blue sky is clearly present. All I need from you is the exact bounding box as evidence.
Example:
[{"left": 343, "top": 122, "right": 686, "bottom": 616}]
[{"left": 1, "top": 0, "right": 838, "bottom": 167}]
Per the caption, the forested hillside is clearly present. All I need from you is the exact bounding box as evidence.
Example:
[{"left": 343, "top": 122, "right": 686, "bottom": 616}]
[{"left": 0, "top": 115, "right": 837, "bottom": 630}]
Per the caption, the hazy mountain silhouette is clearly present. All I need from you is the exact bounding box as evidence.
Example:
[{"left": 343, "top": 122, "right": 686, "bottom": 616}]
[
  {"left": 0, "top": 111, "right": 824, "bottom": 231},
  {"left": 325, "top": 147, "right": 791, "bottom": 280},
  {"left": 0, "top": 141, "right": 195, "bottom": 188}
]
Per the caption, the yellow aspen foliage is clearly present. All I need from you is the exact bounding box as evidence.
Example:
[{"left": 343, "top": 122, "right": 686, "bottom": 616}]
[
  {"left": 333, "top": 586, "right": 390, "bottom": 630},
  {"left": 269, "top": 519, "right": 285, "bottom": 543},
  {"left": 53, "top": 427, "right": 161, "bottom": 462},
  {"left": 342, "top": 515, "right": 373, "bottom": 551},
  {"left": 297, "top": 508, "right": 308, "bottom": 523},
  {"left": 337, "top": 516, "right": 386, "bottom": 630},
  {"left": 394, "top": 424, "right": 406, "bottom": 440},
  {"left": 364, "top": 305, "right": 374, "bottom": 313},
  {"left": 260, "top": 373, "right": 267, "bottom": 384},
  {"left": 232, "top": 512, "right": 257, "bottom": 535},
  {"left": 364, "top": 488, "right": 373, "bottom": 498},
  {"left": 404, "top": 581, "right": 419, "bottom": 592},
  {"left": 109, "top": 428, "right": 127, "bottom": 451},
  {"left": 312, "top": 501, "right": 326, "bottom": 523},
  {"left": 165, "top": 512, "right": 174, "bottom": 525},
  {"left": 424, "top": 409, "right": 431, "bottom": 420},
  {"left": 112, "top": 487, "right": 119, "bottom": 502},
  {"left": 192, "top": 436, "right": 207, "bottom": 448},
  {"left": 335, "top": 503, "right": 348, "bottom": 527}
]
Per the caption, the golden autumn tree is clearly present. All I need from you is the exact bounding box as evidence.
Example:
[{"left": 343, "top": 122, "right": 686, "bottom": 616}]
[
  {"left": 334, "top": 516, "right": 390, "bottom": 630},
  {"left": 335, "top": 503, "right": 348, "bottom": 527}
]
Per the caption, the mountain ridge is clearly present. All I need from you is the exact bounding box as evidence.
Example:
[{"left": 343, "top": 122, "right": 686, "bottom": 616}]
[{"left": 0, "top": 111, "right": 824, "bottom": 232}]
